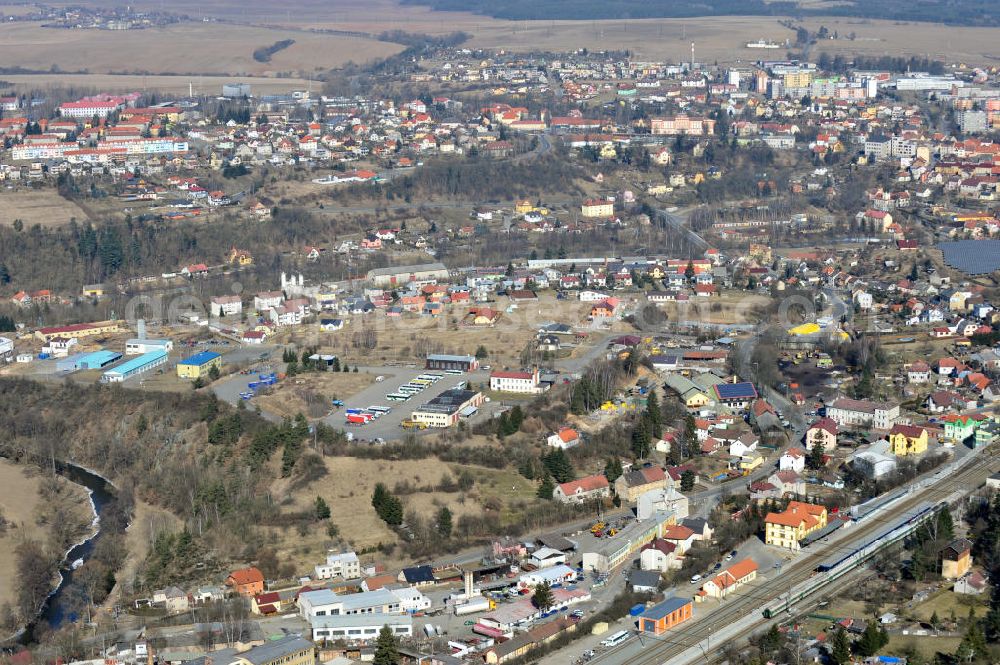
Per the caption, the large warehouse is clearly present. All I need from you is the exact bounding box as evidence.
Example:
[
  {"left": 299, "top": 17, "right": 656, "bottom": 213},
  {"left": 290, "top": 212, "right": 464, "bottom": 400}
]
[
  {"left": 102, "top": 349, "right": 168, "bottom": 383},
  {"left": 366, "top": 262, "right": 449, "bottom": 288},
  {"left": 425, "top": 354, "right": 479, "bottom": 372}
]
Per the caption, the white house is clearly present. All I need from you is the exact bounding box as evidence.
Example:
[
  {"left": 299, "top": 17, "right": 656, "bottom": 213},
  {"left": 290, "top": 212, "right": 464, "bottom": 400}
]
[
  {"left": 578, "top": 290, "right": 610, "bottom": 302},
  {"left": 826, "top": 397, "right": 900, "bottom": 431},
  {"left": 314, "top": 551, "right": 361, "bottom": 581},
  {"left": 254, "top": 291, "right": 284, "bottom": 312},
  {"left": 546, "top": 427, "right": 580, "bottom": 449},
  {"left": 210, "top": 295, "right": 243, "bottom": 317},
  {"left": 778, "top": 447, "right": 806, "bottom": 473},
  {"left": 728, "top": 434, "right": 757, "bottom": 458},
  {"left": 854, "top": 290, "right": 873, "bottom": 311},
  {"left": 490, "top": 368, "right": 543, "bottom": 394}
]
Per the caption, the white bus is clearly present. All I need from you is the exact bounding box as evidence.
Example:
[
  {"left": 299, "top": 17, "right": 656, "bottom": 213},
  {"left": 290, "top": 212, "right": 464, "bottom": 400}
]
[
  {"left": 368, "top": 406, "right": 391, "bottom": 414},
  {"left": 445, "top": 369, "right": 464, "bottom": 375},
  {"left": 600, "top": 631, "right": 630, "bottom": 648},
  {"left": 386, "top": 393, "right": 410, "bottom": 402}
]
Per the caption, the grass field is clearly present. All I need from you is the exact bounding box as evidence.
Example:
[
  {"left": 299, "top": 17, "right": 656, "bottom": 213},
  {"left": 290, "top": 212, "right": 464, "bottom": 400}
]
[
  {"left": 255, "top": 371, "right": 376, "bottom": 419},
  {"left": 0, "top": 21, "right": 401, "bottom": 78},
  {"left": 0, "top": 189, "right": 91, "bottom": 228}
]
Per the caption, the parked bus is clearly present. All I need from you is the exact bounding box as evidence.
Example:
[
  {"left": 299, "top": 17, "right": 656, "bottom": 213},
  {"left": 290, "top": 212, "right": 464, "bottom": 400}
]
[
  {"left": 386, "top": 394, "right": 410, "bottom": 402},
  {"left": 445, "top": 369, "right": 464, "bottom": 375},
  {"left": 600, "top": 631, "right": 630, "bottom": 648},
  {"left": 368, "top": 406, "right": 391, "bottom": 414}
]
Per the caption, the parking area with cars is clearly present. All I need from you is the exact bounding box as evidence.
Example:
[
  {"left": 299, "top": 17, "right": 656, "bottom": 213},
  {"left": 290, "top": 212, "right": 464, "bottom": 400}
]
[{"left": 323, "top": 365, "right": 493, "bottom": 440}]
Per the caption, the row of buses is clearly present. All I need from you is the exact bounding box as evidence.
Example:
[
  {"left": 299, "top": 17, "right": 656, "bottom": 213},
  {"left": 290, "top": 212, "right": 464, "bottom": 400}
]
[{"left": 385, "top": 371, "right": 459, "bottom": 401}]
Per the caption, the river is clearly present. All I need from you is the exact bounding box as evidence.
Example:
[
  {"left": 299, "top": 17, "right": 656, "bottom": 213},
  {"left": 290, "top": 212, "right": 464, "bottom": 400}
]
[{"left": 9, "top": 462, "right": 118, "bottom": 644}]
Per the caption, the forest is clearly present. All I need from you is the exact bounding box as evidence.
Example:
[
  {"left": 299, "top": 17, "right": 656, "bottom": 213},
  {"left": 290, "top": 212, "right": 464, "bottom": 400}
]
[{"left": 399, "top": 0, "right": 1000, "bottom": 25}]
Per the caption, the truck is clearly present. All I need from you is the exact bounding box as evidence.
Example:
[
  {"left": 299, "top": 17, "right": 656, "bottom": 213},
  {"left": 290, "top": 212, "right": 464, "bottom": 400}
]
[
  {"left": 346, "top": 413, "right": 372, "bottom": 425},
  {"left": 453, "top": 596, "right": 492, "bottom": 616}
]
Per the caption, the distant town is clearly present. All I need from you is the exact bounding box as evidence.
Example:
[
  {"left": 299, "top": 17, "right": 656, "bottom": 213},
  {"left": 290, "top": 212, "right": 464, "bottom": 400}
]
[{"left": 0, "top": 10, "right": 999, "bottom": 665}]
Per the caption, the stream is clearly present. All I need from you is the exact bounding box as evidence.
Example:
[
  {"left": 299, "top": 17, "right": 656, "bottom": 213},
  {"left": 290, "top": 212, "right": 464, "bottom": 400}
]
[{"left": 6, "top": 461, "right": 119, "bottom": 644}]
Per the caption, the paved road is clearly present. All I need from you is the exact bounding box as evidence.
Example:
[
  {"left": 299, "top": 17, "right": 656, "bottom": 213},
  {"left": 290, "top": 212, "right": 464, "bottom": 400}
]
[{"left": 656, "top": 208, "right": 709, "bottom": 253}]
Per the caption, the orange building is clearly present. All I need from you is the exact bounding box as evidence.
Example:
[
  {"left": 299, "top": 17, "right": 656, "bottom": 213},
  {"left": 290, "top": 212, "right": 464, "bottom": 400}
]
[
  {"left": 638, "top": 597, "right": 693, "bottom": 635},
  {"left": 226, "top": 567, "right": 265, "bottom": 597}
]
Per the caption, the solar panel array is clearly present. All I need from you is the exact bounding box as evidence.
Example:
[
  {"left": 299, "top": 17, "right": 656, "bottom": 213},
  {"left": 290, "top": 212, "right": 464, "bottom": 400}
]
[
  {"left": 939, "top": 240, "right": 1000, "bottom": 275},
  {"left": 714, "top": 382, "right": 758, "bottom": 399}
]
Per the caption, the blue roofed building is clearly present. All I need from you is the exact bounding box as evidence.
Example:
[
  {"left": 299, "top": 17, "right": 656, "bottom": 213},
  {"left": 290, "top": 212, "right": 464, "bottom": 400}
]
[
  {"left": 712, "top": 381, "right": 758, "bottom": 409},
  {"left": 399, "top": 565, "right": 436, "bottom": 586},
  {"left": 102, "top": 349, "right": 169, "bottom": 383},
  {"left": 638, "top": 596, "right": 693, "bottom": 635},
  {"left": 177, "top": 351, "right": 223, "bottom": 379},
  {"left": 75, "top": 349, "right": 123, "bottom": 370}
]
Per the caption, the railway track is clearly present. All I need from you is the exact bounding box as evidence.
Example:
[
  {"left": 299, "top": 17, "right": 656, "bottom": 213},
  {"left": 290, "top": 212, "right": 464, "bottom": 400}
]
[{"left": 591, "top": 447, "right": 999, "bottom": 665}]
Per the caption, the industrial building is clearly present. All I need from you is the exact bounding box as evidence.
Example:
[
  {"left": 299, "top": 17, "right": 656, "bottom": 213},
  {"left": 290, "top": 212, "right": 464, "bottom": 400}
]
[
  {"left": 55, "top": 350, "right": 123, "bottom": 372},
  {"left": 309, "top": 613, "right": 412, "bottom": 643},
  {"left": 581, "top": 511, "right": 675, "bottom": 574},
  {"left": 74, "top": 350, "right": 123, "bottom": 370},
  {"left": 102, "top": 350, "right": 168, "bottom": 382},
  {"left": 176, "top": 351, "right": 223, "bottom": 379},
  {"left": 366, "top": 262, "right": 449, "bottom": 288},
  {"left": 410, "top": 389, "right": 485, "bottom": 428},
  {"left": 425, "top": 354, "right": 479, "bottom": 372},
  {"left": 125, "top": 338, "right": 173, "bottom": 355}
]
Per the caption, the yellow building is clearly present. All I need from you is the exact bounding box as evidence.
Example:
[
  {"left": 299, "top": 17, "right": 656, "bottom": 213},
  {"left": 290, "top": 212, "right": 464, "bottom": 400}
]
[
  {"left": 888, "top": 424, "right": 928, "bottom": 456},
  {"left": 764, "top": 501, "right": 828, "bottom": 550},
  {"left": 940, "top": 539, "right": 973, "bottom": 580},
  {"left": 35, "top": 320, "right": 121, "bottom": 342},
  {"left": 783, "top": 71, "right": 814, "bottom": 89},
  {"left": 515, "top": 199, "right": 534, "bottom": 214},
  {"left": 176, "top": 351, "right": 223, "bottom": 379},
  {"left": 81, "top": 284, "right": 105, "bottom": 298},
  {"left": 228, "top": 247, "right": 253, "bottom": 266},
  {"left": 581, "top": 199, "right": 615, "bottom": 218}
]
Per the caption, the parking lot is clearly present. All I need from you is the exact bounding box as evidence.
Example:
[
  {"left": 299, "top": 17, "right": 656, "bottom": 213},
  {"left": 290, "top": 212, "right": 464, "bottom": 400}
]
[{"left": 321, "top": 365, "right": 495, "bottom": 440}]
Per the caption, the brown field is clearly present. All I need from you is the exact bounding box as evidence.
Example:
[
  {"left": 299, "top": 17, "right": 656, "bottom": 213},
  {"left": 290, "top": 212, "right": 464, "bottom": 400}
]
[
  {"left": 0, "top": 73, "right": 318, "bottom": 95},
  {"left": 255, "top": 371, "right": 376, "bottom": 419},
  {"left": 0, "top": 460, "right": 92, "bottom": 614},
  {"left": 0, "top": 460, "right": 47, "bottom": 610},
  {"left": 272, "top": 456, "right": 529, "bottom": 555},
  {"left": 0, "top": 21, "right": 401, "bottom": 78},
  {"left": 112, "top": 499, "right": 183, "bottom": 606},
  {"left": 656, "top": 292, "right": 770, "bottom": 325},
  {"left": 0, "top": 189, "right": 91, "bottom": 228},
  {"left": 31, "top": 0, "right": 1000, "bottom": 65}
]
